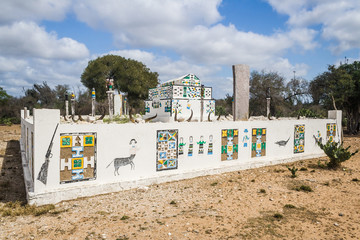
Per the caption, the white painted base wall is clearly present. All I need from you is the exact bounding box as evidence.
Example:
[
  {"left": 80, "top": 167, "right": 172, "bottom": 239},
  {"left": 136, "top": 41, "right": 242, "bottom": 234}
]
[{"left": 20, "top": 109, "right": 341, "bottom": 205}]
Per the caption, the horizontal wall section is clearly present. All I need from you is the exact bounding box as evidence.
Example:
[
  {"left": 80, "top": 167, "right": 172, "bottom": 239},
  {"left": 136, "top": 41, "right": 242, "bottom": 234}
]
[{"left": 24, "top": 110, "right": 339, "bottom": 205}]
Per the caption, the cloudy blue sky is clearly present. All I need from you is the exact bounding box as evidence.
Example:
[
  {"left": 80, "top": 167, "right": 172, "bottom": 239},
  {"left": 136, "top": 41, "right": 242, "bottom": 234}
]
[{"left": 1, "top": 0, "right": 360, "bottom": 98}]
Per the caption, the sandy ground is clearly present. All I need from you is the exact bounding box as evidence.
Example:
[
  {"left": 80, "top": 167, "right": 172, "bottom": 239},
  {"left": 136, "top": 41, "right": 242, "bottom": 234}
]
[{"left": 0, "top": 125, "right": 360, "bottom": 239}]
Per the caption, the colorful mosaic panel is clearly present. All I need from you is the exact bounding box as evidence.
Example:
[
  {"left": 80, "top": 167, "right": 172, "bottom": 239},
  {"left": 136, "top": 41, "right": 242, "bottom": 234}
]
[
  {"left": 205, "top": 100, "right": 215, "bottom": 114},
  {"left": 327, "top": 123, "right": 336, "bottom": 142},
  {"left": 60, "top": 133, "right": 96, "bottom": 184},
  {"left": 294, "top": 125, "right": 305, "bottom": 153},
  {"left": 172, "top": 100, "right": 182, "bottom": 114},
  {"left": 221, "top": 129, "right": 239, "bottom": 161},
  {"left": 164, "top": 100, "right": 171, "bottom": 112},
  {"left": 203, "top": 87, "right": 212, "bottom": 99},
  {"left": 145, "top": 101, "right": 150, "bottom": 113},
  {"left": 183, "top": 86, "right": 201, "bottom": 98},
  {"left": 156, "top": 129, "right": 178, "bottom": 171},
  {"left": 251, "top": 128, "right": 266, "bottom": 157}
]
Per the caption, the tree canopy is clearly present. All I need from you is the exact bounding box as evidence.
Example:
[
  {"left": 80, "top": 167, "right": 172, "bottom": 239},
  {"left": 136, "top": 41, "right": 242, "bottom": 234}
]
[
  {"left": 81, "top": 55, "right": 159, "bottom": 112},
  {"left": 309, "top": 61, "right": 360, "bottom": 133}
]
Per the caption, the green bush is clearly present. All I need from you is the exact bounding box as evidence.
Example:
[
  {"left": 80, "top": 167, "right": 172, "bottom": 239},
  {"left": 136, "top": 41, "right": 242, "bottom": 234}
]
[
  {"left": 317, "top": 140, "right": 358, "bottom": 169},
  {"left": 287, "top": 166, "right": 298, "bottom": 178}
]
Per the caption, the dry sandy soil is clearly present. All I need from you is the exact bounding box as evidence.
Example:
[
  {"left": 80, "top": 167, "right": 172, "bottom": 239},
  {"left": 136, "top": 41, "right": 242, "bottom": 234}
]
[{"left": 0, "top": 125, "right": 360, "bottom": 239}]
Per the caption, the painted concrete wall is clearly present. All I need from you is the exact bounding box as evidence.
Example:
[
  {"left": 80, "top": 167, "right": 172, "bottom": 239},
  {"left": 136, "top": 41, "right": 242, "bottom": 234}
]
[{"left": 20, "top": 109, "right": 341, "bottom": 205}]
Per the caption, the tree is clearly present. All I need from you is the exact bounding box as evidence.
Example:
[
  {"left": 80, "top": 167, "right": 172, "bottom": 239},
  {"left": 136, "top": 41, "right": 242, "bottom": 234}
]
[
  {"left": 249, "top": 70, "right": 289, "bottom": 117},
  {"left": 309, "top": 62, "right": 360, "bottom": 133},
  {"left": 81, "top": 55, "right": 159, "bottom": 113},
  {"left": 0, "top": 87, "right": 10, "bottom": 105}
]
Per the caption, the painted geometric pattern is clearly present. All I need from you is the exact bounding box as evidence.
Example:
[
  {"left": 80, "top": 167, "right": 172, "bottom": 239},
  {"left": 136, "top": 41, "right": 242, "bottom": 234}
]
[
  {"left": 221, "top": 129, "right": 239, "bottom": 161},
  {"left": 157, "top": 129, "right": 178, "bottom": 171},
  {"left": 172, "top": 100, "right": 182, "bottom": 114},
  {"left": 145, "top": 101, "right": 150, "bottom": 113},
  {"left": 164, "top": 100, "right": 171, "bottom": 112},
  {"left": 251, "top": 128, "right": 266, "bottom": 157},
  {"left": 183, "top": 86, "right": 201, "bottom": 98},
  {"left": 148, "top": 86, "right": 171, "bottom": 100},
  {"left": 205, "top": 100, "right": 215, "bottom": 114},
  {"left": 203, "top": 87, "right": 212, "bottom": 99},
  {"left": 294, "top": 124, "right": 305, "bottom": 153},
  {"left": 327, "top": 123, "right": 336, "bottom": 142},
  {"left": 60, "top": 133, "right": 96, "bottom": 184}
]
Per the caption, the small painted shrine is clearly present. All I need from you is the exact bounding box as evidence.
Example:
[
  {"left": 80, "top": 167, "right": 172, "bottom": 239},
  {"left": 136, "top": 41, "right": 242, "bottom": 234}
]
[{"left": 144, "top": 74, "right": 215, "bottom": 122}]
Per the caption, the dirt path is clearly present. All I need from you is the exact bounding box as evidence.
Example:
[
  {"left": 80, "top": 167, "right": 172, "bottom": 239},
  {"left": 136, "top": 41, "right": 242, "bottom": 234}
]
[{"left": 0, "top": 125, "right": 359, "bottom": 239}]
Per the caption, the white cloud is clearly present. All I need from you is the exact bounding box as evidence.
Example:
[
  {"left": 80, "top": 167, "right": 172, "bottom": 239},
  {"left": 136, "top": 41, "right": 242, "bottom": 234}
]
[
  {"left": 0, "top": 58, "right": 88, "bottom": 97},
  {"left": 267, "top": 0, "right": 360, "bottom": 53},
  {"left": 0, "top": 0, "right": 71, "bottom": 24},
  {"left": 0, "top": 21, "right": 89, "bottom": 60}
]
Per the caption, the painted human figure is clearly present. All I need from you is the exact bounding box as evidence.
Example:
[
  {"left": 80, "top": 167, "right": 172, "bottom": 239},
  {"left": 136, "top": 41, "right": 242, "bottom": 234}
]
[
  {"left": 197, "top": 136, "right": 206, "bottom": 154},
  {"left": 178, "top": 137, "right": 186, "bottom": 155},
  {"left": 188, "top": 136, "right": 193, "bottom": 156},
  {"left": 242, "top": 129, "right": 249, "bottom": 147},
  {"left": 207, "top": 135, "right": 213, "bottom": 155},
  {"left": 106, "top": 78, "right": 114, "bottom": 91}
]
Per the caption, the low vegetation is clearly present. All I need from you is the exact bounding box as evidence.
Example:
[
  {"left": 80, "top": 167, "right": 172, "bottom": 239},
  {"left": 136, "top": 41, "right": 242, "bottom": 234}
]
[
  {"left": 317, "top": 140, "right": 358, "bottom": 169},
  {"left": 287, "top": 166, "right": 298, "bottom": 178},
  {"left": 0, "top": 201, "right": 57, "bottom": 217}
]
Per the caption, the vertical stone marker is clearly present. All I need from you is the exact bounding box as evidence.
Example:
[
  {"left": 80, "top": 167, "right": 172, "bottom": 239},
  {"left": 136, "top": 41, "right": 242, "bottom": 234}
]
[{"left": 232, "top": 64, "right": 250, "bottom": 121}]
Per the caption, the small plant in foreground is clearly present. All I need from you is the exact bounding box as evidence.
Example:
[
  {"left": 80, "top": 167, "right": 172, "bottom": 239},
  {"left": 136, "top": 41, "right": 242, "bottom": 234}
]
[
  {"left": 284, "top": 204, "right": 296, "bottom": 209},
  {"left": 210, "top": 182, "right": 218, "bottom": 186},
  {"left": 294, "top": 185, "right": 313, "bottom": 192},
  {"left": 259, "top": 189, "right": 266, "bottom": 193},
  {"left": 120, "top": 215, "right": 130, "bottom": 220},
  {"left": 170, "top": 200, "right": 176, "bottom": 205},
  {"left": 273, "top": 213, "right": 283, "bottom": 219},
  {"left": 316, "top": 140, "right": 358, "bottom": 169},
  {"left": 287, "top": 166, "right": 298, "bottom": 178}
]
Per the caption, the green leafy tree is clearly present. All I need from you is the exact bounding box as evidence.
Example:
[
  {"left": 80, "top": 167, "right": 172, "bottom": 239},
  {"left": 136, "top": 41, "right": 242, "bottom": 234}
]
[
  {"left": 250, "top": 70, "right": 289, "bottom": 117},
  {"left": 0, "top": 87, "right": 10, "bottom": 105},
  {"left": 309, "top": 62, "right": 360, "bottom": 133},
  {"left": 81, "top": 55, "right": 159, "bottom": 114}
]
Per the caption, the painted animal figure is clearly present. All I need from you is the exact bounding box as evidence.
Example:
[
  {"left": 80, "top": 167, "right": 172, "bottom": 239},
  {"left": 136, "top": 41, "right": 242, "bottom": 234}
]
[
  {"left": 106, "top": 139, "right": 137, "bottom": 176},
  {"left": 107, "top": 154, "right": 136, "bottom": 176},
  {"left": 275, "top": 137, "right": 290, "bottom": 147}
]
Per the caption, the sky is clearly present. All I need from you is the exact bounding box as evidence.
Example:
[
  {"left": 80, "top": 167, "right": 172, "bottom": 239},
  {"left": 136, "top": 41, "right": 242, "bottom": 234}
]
[{"left": 1, "top": 0, "right": 360, "bottom": 99}]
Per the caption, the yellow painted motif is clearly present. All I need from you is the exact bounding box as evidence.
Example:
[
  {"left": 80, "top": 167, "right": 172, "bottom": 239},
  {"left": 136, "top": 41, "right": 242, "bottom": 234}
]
[
  {"left": 83, "top": 135, "right": 95, "bottom": 147},
  {"left": 72, "top": 158, "right": 83, "bottom": 169},
  {"left": 60, "top": 136, "right": 72, "bottom": 148},
  {"left": 252, "top": 129, "right": 257, "bottom": 136}
]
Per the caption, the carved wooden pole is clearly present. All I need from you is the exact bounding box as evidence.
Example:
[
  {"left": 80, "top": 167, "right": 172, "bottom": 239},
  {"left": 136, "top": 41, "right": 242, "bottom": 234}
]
[
  {"left": 106, "top": 78, "right": 114, "bottom": 121},
  {"left": 266, "top": 87, "right": 271, "bottom": 118},
  {"left": 70, "top": 93, "right": 75, "bottom": 117},
  {"left": 91, "top": 88, "right": 96, "bottom": 117},
  {"left": 65, "top": 92, "right": 69, "bottom": 116}
]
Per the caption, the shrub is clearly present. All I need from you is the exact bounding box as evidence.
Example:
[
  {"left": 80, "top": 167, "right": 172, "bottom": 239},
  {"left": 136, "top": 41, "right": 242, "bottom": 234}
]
[
  {"left": 120, "top": 215, "right": 130, "bottom": 220},
  {"left": 295, "top": 185, "right": 313, "bottom": 192},
  {"left": 273, "top": 213, "right": 283, "bottom": 219},
  {"left": 287, "top": 166, "right": 298, "bottom": 178},
  {"left": 317, "top": 140, "right": 358, "bottom": 169},
  {"left": 210, "top": 182, "right": 218, "bottom": 186},
  {"left": 284, "top": 204, "right": 296, "bottom": 209},
  {"left": 259, "top": 189, "right": 266, "bottom": 193}
]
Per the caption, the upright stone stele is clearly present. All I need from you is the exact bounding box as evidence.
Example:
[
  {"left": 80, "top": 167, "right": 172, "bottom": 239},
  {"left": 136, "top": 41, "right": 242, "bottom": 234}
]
[{"left": 232, "top": 64, "right": 250, "bottom": 121}]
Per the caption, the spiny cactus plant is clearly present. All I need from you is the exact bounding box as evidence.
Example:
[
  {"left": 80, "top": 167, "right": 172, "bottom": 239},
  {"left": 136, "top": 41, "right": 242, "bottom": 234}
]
[
  {"left": 317, "top": 140, "right": 358, "bottom": 169},
  {"left": 287, "top": 166, "right": 298, "bottom": 178}
]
